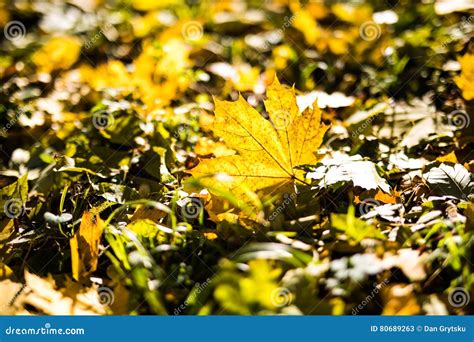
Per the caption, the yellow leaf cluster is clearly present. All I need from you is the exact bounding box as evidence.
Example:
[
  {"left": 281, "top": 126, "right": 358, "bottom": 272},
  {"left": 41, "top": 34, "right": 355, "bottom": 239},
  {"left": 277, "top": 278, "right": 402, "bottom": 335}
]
[
  {"left": 331, "top": 4, "right": 372, "bottom": 24},
  {"left": 289, "top": 2, "right": 385, "bottom": 59},
  {"left": 80, "top": 38, "right": 192, "bottom": 112},
  {"left": 33, "top": 36, "right": 82, "bottom": 73}
]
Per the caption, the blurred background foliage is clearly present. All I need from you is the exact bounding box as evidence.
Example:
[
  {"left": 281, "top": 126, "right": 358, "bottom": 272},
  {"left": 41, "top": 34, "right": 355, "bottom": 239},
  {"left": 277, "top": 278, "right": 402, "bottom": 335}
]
[{"left": 0, "top": 0, "right": 473, "bottom": 315}]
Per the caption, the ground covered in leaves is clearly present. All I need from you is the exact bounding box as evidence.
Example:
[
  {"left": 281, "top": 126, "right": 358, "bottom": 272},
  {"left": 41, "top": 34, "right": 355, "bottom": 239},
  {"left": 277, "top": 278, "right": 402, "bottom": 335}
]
[{"left": 0, "top": 0, "right": 473, "bottom": 315}]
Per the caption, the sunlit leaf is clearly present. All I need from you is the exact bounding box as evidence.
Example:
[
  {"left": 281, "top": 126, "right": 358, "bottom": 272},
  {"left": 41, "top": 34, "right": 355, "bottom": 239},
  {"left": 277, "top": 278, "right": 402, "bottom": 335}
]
[
  {"left": 70, "top": 211, "right": 104, "bottom": 281},
  {"left": 189, "top": 77, "right": 329, "bottom": 202}
]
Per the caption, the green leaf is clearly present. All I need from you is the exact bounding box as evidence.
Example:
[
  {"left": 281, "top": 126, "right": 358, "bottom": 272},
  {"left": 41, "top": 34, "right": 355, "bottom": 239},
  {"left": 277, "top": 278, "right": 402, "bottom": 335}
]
[
  {"left": 232, "top": 243, "right": 311, "bottom": 267},
  {"left": 331, "top": 206, "right": 386, "bottom": 242}
]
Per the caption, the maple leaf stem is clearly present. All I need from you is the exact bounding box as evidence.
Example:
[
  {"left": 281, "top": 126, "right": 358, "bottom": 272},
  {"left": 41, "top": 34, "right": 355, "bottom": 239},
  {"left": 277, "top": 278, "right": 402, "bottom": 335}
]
[{"left": 293, "top": 175, "right": 307, "bottom": 185}]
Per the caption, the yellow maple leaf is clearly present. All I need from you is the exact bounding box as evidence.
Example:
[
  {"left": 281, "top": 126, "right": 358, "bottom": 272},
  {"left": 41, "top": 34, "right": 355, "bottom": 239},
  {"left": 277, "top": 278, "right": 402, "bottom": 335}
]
[
  {"left": 189, "top": 77, "right": 329, "bottom": 201},
  {"left": 70, "top": 211, "right": 104, "bottom": 281},
  {"left": 195, "top": 137, "right": 236, "bottom": 157}
]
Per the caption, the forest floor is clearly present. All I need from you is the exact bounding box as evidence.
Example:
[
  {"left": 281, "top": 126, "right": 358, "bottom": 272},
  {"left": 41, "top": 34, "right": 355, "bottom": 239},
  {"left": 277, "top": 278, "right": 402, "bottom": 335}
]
[{"left": 0, "top": 0, "right": 473, "bottom": 315}]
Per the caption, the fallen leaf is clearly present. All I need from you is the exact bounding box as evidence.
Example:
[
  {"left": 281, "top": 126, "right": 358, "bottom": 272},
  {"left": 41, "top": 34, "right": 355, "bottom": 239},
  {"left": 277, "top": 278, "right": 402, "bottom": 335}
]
[
  {"left": 436, "top": 151, "right": 458, "bottom": 164},
  {"left": 423, "top": 163, "right": 473, "bottom": 200},
  {"left": 374, "top": 189, "right": 398, "bottom": 204},
  {"left": 203, "top": 230, "right": 219, "bottom": 240},
  {"left": 70, "top": 211, "right": 104, "bottom": 281},
  {"left": 20, "top": 272, "right": 107, "bottom": 315},
  {"left": 189, "top": 77, "right": 329, "bottom": 201},
  {"left": 308, "top": 153, "right": 391, "bottom": 193}
]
